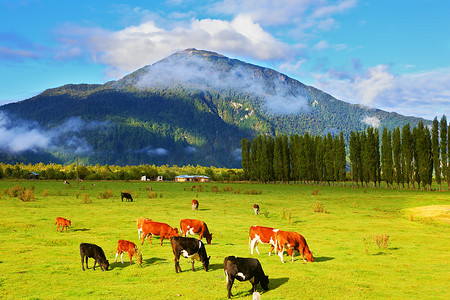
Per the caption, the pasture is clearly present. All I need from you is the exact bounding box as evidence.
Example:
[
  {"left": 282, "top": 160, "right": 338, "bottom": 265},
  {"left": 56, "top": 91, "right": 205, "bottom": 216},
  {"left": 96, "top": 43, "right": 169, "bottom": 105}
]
[{"left": 0, "top": 180, "right": 449, "bottom": 299}]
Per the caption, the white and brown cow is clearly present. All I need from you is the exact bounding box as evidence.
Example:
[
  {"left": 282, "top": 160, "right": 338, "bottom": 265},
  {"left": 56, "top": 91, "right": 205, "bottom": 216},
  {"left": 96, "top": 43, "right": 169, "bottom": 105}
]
[
  {"left": 115, "top": 239, "right": 142, "bottom": 265},
  {"left": 179, "top": 219, "right": 213, "bottom": 244},
  {"left": 136, "top": 217, "right": 152, "bottom": 239},
  {"left": 249, "top": 225, "right": 279, "bottom": 256},
  {"left": 276, "top": 230, "right": 313, "bottom": 263},
  {"left": 191, "top": 199, "right": 199, "bottom": 210},
  {"left": 253, "top": 204, "right": 260, "bottom": 215}
]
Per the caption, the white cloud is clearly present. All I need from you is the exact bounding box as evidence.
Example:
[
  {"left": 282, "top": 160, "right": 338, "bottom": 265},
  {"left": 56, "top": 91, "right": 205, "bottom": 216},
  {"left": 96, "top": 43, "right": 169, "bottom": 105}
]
[
  {"left": 362, "top": 116, "right": 380, "bottom": 128},
  {"left": 314, "top": 65, "right": 450, "bottom": 120}
]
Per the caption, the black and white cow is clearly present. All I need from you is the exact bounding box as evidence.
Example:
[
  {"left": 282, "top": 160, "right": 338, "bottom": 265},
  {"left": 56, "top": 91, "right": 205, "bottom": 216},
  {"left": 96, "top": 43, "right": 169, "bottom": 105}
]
[
  {"left": 223, "top": 256, "right": 269, "bottom": 299},
  {"left": 170, "top": 236, "right": 210, "bottom": 273},
  {"left": 121, "top": 192, "right": 133, "bottom": 202},
  {"left": 80, "top": 243, "right": 109, "bottom": 271}
]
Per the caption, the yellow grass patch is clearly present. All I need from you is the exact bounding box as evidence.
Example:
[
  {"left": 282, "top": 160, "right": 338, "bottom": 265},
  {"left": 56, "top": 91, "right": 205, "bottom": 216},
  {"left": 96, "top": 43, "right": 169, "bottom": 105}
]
[{"left": 407, "top": 205, "right": 450, "bottom": 224}]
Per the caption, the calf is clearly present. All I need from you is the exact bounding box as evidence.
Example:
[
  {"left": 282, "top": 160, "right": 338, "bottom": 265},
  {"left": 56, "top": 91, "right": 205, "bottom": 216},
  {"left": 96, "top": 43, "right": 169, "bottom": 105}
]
[
  {"left": 136, "top": 217, "right": 152, "bottom": 239},
  {"left": 115, "top": 239, "right": 142, "bottom": 265},
  {"left": 55, "top": 217, "right": 71, "bottom": 232},
  {"left": 170, "top": 236, "right": 210, "bottom": 273},
  {"left": 249, "top": 225, "right": 278, "bottom": 255},
  {"left": 253, "top": 204, "right": 260, "bottom": 215},
  {"left": 223, "top": 256, "right": 269, "bottom": 299},
  {"left": 191, "top": 199, "right": 199, "bottom": 210},
  {"left": 141, "top": 220, "right": 179, "bottom": 246},
  {"left": 80, "top": 243, "right": 109, "bottom": 271},
  {"left": 276, "top": 230, "right": 313, "bottom": 263},
  {"left": 180, "top": 219, "right": 213, "bottom": 244},
  {"left": 121, "top": 192, "right": 133, "bottom": 202}
]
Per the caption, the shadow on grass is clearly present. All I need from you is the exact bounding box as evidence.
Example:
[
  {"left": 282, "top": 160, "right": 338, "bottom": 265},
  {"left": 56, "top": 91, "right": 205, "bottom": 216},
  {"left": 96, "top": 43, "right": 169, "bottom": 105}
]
[
  {"left": 207, "top": 263, "right": 224, "bottom": 271},
  {"left": 73, "top": 228, "right": 91, "bottom": 232},
  {"left": 270, "top": 277, "right": 289, "bottom": 290},
  {"left": 110, "top": 257, "right": 167, "bottom": 270},
  {"left": 314, "top": 256, "right": 335, "bottom": 263}
]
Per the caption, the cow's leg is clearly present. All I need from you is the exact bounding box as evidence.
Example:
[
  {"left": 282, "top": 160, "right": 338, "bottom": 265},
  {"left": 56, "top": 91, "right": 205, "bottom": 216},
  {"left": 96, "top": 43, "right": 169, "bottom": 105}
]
[
  {"left": 148, "top": 234, "right": 153, "bottom": 244},
  {"left": 278, "top": 246, "right": 285, "bottom": 263},
  {"left": 115, "top": 252, "right": 119, "bottom": 263},
  {"left": 93, "top": 259, "right": 96, "bottom": 271},
  {"left": 191, "top": 260, "right": 195, "bottom": 271},
  {"left": 250, "top": 277, "right": 257, "bottom": 293},
  {"left": 174, "top": 255, "right": 181, "bottom": 273},
  {"left": 65, "top": 225, "right": 68, "bottom": 233},
  {"left": 81, "top": 254, "right": 85, "bottom": 271},
  {"left": 85, "top": 256, "right": 89, "bottom": 269},
  {"left": 226, "top": 273, "right": 235, "bottom": 299},
  {"left": 287, "top": 249, "right": 295, "bottom": 262},
  {"left": 250, "top": 239, "right": 258, "bottom": 255},
  {"left": 300, "top": 248, "right": 307, "bottom": 262},
  {"left": 121, "top": 252, "right": 124, "bottom": 263},
  {"left": 269, "top": 245, "right": 275, "bottom": 256},
  {"left": 128, "top": 252, "right": 132, "bottom": 264}
]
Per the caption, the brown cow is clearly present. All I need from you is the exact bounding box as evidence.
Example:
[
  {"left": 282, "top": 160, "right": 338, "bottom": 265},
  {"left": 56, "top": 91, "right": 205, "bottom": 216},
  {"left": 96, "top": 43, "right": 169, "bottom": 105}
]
[
  {"left": 276, "top": 230, "right": 313, "bottom": 263},
  {"left": 115, "top": 240, "right": 142, "bottom": 265},
  {"left": 253, "top": 204, "right": 260, "bottom": 215},
  {"left": 55, "top": 217, "right": 71, "bottom": 232},
  {"left": 180, "top": 219, "right": 213, "bottom": 244},
  {"left": 141, "top": 220, "right": 179, "bottom": 246},
  {"left": 249, "top": 225, "right": 279, "bottom": 255},
  {"left": 192, "top": 199, "right": 199, "bottom": 210},
  {"left": 136, "top": 217, "right": 152, "bottom": 239}
]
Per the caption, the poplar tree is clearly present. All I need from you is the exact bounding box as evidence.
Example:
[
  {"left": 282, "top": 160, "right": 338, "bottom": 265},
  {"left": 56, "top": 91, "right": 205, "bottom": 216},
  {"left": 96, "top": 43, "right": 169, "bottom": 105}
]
[
  {"left": 315, "top": 136, "right": 325, "bottom": 185},
  {"left": 282, "top": 135, "right": 291, "bottom": 182},
  {"left": 337, "top": 132, "right": 347, "bottom": 185},
  {"left": 381, "top": 128, "right": 394, "bottom": 188},
  {"left": 305, "top": 133, "right": 317, "bottom": 183},
  {"left": 240, "top": 138, "right": 251, "bottom": 180},
  {"left": 324, "top": 133, "right": 335, "bottom": 184},
  {"left": 440, "top": 115, "right": 449, "bottom": 189},
  {"left": 402, "top": 124, "right": 413, "bottom": 188},
  {"left": 249, "top": 137, "right": 259, "bottom": 181},
  {"left": 431, "top": 117, "right": 441, "bottom": 189},
  {"left": 392, "top": 127, "right": 403, "bottom": 188},
  {"left": 349, "top": 131, "right": 359, "bottom": 187},
  {"left": 273, "top": 135, "right": 283, "bottom": 182}
]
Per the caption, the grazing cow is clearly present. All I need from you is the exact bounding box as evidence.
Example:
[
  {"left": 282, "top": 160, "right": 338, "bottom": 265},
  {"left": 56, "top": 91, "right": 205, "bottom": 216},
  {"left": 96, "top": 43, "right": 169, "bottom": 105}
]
[
  {"left": 136, "top": 217, "right": 152, "bottom": 239},
  {"left": 249, "top": 225, "right": 279, "bottom": 256},
  {"left": 55, "top": 217, "right": 71, "bottom": 232},
  {"left": 141, "top": 220, "right": 179, "bottom": 246},
  {"left": 191, "top": 199, "right": 199, "bottom": 210},
  {"left": 121, "top": 192, "right": 133, "bottom": 202},
  {"left": 276, "top": 230, "right": 313, "bottom": 263},
  {"left": 170, "top": 236, "right": 210, "bottom": 273},
  {"left": 115, "top": 240, "right": 142, "bottom": 265},
  {"left": 253, "top": 204, "right": 260, "bottom": 215},
  {"left": 80, "top": 243, "right": 109, "bottom": 271},
  {"left": 180, "top": 219, "right": 213, "bottom": 244},
  {"left": 63, "top": 180, "right": 70, "bottom": 185},
  {"left": 223, "top": 256, "right": 269, "bottom": 299}
]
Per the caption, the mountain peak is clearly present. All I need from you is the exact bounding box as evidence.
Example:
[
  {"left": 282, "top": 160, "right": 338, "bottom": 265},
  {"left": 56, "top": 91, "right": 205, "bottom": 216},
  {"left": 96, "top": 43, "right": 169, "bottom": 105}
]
[{"left": 175, "top": 48, "right": 226, "bottom": 58}]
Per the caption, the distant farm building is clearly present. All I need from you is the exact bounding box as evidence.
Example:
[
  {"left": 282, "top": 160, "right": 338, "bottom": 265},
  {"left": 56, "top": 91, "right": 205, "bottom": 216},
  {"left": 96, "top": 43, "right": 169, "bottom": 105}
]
[
  {"left": 175, "top": 175, "right": 210, "bottom": 182},
  {"left": 141, "top": 175, "right": 164, "bottom": 181},
  {"left": 25, "top": 172, "right": 39, "bottom": 180}
]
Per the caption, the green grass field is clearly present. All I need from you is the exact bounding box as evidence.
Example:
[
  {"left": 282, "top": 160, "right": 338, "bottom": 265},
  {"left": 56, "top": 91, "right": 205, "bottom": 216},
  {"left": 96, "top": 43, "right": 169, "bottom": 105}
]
[{"left": 0, "top": 180, "right": 449, "bottom": 299}]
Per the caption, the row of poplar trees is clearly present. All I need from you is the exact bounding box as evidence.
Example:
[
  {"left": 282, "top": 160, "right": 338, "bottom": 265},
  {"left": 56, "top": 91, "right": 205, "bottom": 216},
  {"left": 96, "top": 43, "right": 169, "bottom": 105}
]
[
  {"left": 241, "top": 132, "right": 346, "bottom": 184},
  {"left": 241, "top": 115, "right": 450, "bottom": 190}
]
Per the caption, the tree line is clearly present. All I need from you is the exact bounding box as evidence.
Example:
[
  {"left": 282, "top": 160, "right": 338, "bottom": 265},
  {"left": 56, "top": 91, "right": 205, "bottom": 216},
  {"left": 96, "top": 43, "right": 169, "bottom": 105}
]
[{"left": 241, "top": 115, "right": 450, "bottom": 190}]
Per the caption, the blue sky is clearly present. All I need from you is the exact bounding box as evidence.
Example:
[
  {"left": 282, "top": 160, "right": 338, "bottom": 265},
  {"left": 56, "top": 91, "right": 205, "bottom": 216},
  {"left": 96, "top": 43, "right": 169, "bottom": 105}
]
[{"left": 1, "top": 0, "right": 450, "bottom": 120}]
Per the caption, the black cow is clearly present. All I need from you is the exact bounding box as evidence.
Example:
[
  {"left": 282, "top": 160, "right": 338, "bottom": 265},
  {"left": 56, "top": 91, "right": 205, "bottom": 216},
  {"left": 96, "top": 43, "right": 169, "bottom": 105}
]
[
  {"left": 170, "top": 236, "right": 210, "bottom": 273},
  {"left": 121, "top": 192, "right": 133, "bottom": 202},
  {"left": 80, "top": 243, "right": 109, "bottom": 271},
  {"left": 223, "top": 256, "right": 269, "bottom": 299}
]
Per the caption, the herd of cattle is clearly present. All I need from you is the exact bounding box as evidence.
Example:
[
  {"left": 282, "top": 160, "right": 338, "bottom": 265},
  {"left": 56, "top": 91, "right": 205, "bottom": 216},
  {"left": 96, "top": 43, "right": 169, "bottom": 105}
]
[{"left": 54, "top": 198, "right": 313, "bottom": 299}]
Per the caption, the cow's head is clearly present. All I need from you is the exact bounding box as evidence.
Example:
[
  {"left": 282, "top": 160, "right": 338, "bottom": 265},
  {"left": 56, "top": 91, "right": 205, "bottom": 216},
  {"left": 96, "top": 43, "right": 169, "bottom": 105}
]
[
  {"left": 102, "top": 259, "right": 110, "bottom": 271},
  {"left": 68, "top": 220, "right": 72, "bottom": 226},
  {"left": 172, "top": 227, "right": 180, "bottom": 237},
  {"left": 202, "top": 256, "right": 210, "bottom": 271},
  {"left": 260, "top": 275, "right": 269, "bottom": 291},
  {"left": 306, "top": 250, "right": 314, "bottom": 262},
  {"left": 205, "top": 233, "right": 213, "bottom": 245}
]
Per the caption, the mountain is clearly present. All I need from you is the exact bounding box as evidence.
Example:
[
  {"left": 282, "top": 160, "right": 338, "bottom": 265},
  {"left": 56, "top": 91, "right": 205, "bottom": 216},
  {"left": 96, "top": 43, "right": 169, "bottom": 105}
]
[{"left": 0, "top": 49, "right": 429, "bottom": 167}]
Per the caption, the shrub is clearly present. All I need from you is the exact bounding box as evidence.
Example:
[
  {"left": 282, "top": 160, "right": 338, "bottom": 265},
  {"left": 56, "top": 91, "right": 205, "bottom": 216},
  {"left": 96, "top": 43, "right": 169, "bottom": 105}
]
[
  {"left": 312, "top": 201, "right": 327, "bottom": 213},
  {"left": 134, "top": 191, "right": 139, "bottom": 199},
  {"left": 83, "top": 194, "right": 91, "bottom": 204},
  {"left": 210, "top": 186, "right": 218, "bottom": 193},
  {"left": 42, "top": 189, "right": 49, "bottom": 197},
  {"left": 18, "top": 189, "right": 35, "bottom": 202},
  {"left": 373, "top": 234, "right": 389, "bottom": 249},
  {"left": 263, "top": 210, "right": 270, "bottom": 218},
  {"left": 8, "top": 186, "right": 23, "bottom": 197},
  {"left": 147, "top": 192, "right": 158, "bottom": 199},
  {"left": 98, "top": 189, "right": 114, "bottom": 199},
  {"left": 243, "top": 189, "right": 262, "bottom": 195},
  {"left": 312, "top": 189, "right": 320, "bottom": 195}
]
